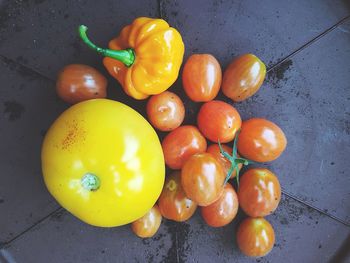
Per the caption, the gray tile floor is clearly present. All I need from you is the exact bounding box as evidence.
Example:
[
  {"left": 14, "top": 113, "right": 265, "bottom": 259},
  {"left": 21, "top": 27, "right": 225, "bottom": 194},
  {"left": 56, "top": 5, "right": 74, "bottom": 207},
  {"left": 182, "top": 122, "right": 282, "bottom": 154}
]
[{"left": 0, "top": 0, "right": 349, "bottom": 262}]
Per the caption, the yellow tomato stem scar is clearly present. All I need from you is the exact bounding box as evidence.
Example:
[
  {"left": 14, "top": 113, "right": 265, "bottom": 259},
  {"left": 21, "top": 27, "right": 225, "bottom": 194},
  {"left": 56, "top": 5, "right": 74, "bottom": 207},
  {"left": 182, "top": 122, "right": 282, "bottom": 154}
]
[{"left": 81, "top": 173, "right": 100, "bottom": 191}]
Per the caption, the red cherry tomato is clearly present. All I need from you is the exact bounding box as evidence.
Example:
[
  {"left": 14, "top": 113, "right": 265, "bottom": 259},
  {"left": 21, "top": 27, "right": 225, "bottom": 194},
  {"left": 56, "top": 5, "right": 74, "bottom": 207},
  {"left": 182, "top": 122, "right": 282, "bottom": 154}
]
[
  {"left": 238, "top": 168, "right": 281, "bottom": 217},
  {"left": 56, "top": 64, "right": 107, "bottom": 104},
  {"left": 162, "top": 125, "right": 207, "bottom": 169},
  {"left": 146, "top": 91, "right": 185, "bottom": 131},
  {"left": 197, "top": 100, "right": 241, "bottom": 143},
  {"left": 201, "top": 183, "right": 238, "bottom": 227},
  {"left": 237, "top": 217, "right": 275, "bottom": 257},
  {"left": 131, "top": 205, "right": 162, "bottom": 238},
  {"left": 222, "top": 54, "right": 266, "bottom": 102},
  {"left": 237, "top": 118, "right": 287, "bottom": 162},
  {"left": 158, "top": 172, "right": 197, "bottom": 222},
  {"left": 181, "top": 153, "right": 225, "bottom": 206},
  {"left": 182, "top": 54, "right": 222, "bottom": 102},
  {"left": 207, "top": 144, "right": 242, "bottom": 179}
]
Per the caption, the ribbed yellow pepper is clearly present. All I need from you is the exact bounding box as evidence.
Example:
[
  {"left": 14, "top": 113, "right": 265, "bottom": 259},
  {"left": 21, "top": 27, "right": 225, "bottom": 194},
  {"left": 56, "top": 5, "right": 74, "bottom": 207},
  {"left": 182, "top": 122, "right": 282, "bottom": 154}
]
[{"left": 79, "top": 17, "right": 185, "bottom": 99}]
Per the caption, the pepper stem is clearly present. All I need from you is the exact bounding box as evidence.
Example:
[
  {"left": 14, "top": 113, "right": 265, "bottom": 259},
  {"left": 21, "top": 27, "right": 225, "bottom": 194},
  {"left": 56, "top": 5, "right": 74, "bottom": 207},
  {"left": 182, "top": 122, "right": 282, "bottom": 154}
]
[
  {"left": 78, "top": 25, "right": 135, "bottom": 67},
  {"left": 81, "top": 173, "right": 100, "bottom": 191}
]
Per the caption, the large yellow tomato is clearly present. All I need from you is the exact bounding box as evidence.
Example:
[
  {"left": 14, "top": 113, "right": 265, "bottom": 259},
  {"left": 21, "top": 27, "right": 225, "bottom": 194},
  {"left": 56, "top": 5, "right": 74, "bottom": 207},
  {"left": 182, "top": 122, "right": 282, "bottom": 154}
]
[{"left": 41, "top": 99, "right": 165, "bottom": 227}]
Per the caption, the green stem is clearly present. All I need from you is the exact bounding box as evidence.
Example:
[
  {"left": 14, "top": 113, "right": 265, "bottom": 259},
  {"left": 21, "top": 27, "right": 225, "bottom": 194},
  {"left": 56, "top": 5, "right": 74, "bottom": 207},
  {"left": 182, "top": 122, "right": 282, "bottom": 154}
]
[
  {"left": 78, "top": 25, "right": 135, "bottom": 67},
  {"left": 81, "top": 173, "right": 100, "bottom": 191},
  {"left": 219, "top": 129, "right": 258, "bottom": 187}
]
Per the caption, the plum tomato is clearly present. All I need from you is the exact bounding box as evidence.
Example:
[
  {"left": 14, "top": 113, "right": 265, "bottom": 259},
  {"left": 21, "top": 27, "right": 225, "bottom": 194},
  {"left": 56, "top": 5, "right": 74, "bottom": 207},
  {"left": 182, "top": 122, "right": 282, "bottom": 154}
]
[
  {"left": 162, "top": 125, "right": 207, "bottom": 169},
  {"left": 146, "top": 91, "right": 185, "bottom": 131},
  {"left": 181, "top": 153, "right": 225, "bottom": 206},
  {"left": 197, "top": 100, "right": 241, "bottom": 143},
  {"left": 222, "top": 54, "right": 266, "bottom": 102},
  {"left": 158, "top": 171, "right": 197, "bottom": 222},
  {"left": 131, "top": 205, "right": 162, "bottom": 238},
  {"left": 182, "top": 54, "right": 222, "bottom": 102},
  {"left": 237, "top": 118, "right": 287, "bottom": 162},
  {"left": 207, "top": 144, "right": 242, "bottom": 179},
  {"left": 238, "top": 168, "right": 281, "bottom": 217},
  {"left": 237, "top": 217, "right": 275, "bottom": 257},
  {"left": 56, "top": 64, "right": 107, "bottom": 104},
  {"left": 201, "top": 183, "right": 238, "bottom": 227}
]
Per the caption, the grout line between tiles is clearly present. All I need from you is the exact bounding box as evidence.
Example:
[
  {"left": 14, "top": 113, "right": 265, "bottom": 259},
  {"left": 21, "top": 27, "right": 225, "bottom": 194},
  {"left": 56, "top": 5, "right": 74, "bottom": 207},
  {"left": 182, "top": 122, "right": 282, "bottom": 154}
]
[
  {"left": 0, "top": 207, "right": 63, "bottom": 250},
  {"left": 0, "top": 54, "right": 54, "bottom": 82},
  {"left": 267, "top": 15, "right": 350, "bottom": 73},
  {"left": 282, "top": 189, "right": 350, "bottom": 227}
]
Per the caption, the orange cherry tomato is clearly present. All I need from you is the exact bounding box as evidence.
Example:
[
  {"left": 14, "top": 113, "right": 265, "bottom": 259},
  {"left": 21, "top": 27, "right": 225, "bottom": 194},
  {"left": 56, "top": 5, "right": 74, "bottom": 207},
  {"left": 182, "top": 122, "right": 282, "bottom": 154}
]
[
  {"left": 238, "top": 168, "right": 281, "bottom": 217},
  {"left": 162, "top": 125, "right": 207, "bottom": 169},
  {"left": 207, "top": 144, "right": 242, "bottom": 179},
  {"left": 237, "top": 118, "right": 287, "bottom": 162},
  {"left": 197, "top": 100, "right": 241, "bottom": 143},
  {"left": 201, "top": 183, "right": 238, "bottom": 227},
  {"left": 131, "top": 205, "right": 162, "bottom": 238},
  {"left": 181, "top": 153, "right": 225, "bottom": 206},
  {"left": 56, "top": 64, "right": 107, "bottom": 104},
  {"left": 182, "top": 54, "right": 222, "bottom": 102},
  {"left": 146, "top": 91, "right": 185, "bottom": 131},
  {"left": 237, "top": 217, "right": 275, "bottom": 257},
  {"left": 222, "top": 54, "right": 266, "bottom": 102},
  {"left": 158, "top": 172, "right": 197, "bottom": 222}
]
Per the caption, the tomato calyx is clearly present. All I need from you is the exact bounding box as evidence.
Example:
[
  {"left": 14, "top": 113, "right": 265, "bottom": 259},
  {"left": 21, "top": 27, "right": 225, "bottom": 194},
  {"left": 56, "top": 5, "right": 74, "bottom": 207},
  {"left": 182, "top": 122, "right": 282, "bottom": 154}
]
[{"left": 218, "top": 131, "right": 255, "bottom": 186}]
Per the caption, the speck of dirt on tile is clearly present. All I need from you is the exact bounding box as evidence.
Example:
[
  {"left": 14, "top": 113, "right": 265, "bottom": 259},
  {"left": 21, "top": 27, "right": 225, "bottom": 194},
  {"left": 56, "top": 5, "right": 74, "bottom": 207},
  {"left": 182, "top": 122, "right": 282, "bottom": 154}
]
[
  {"left": 50, "top": 209, "right": 66, "bottom": 222},
  {"left": 34, "top": 0, "right": 46, "bottom": 4},
  {"left": 318, "top": 244, "right": 322, "bottom": 249},
  {"left": 40, "top": 129, "right": 47, "bottom": 137},
  {"left": 70, "top": 39, "right": 83, "bottom": 58},
  {"left": 3, "top": 100, "right": 25, "bottom": 121}
]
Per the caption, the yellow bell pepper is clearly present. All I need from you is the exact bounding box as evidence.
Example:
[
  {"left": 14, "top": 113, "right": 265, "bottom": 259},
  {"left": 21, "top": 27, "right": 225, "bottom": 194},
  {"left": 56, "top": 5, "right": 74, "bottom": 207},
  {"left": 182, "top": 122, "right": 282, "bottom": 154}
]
[
  {"left": 41, "top": 99, "right": 165, "bottom": 227},
  {"left": 79, "top": 17, "right": 185, "bottom": 100}
]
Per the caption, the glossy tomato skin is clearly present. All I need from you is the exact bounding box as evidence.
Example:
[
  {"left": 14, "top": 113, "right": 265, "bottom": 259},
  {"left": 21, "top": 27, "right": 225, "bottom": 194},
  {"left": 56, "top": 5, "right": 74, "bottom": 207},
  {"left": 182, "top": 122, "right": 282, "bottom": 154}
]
[
  {"left": 201, "top": 183, "right": 238, "bottom": 227},
  {"left": 222, "top": 54, "right": 266, "bottom": 102},
  {"left": 56, "top": 64, "right": 107, "bottom": 104},
  {"left": 181, "top": 153, "right": 225, "bottom": 206},
  {"left": 131, "top": 205, "right": 162, "bottom": 238},
  {"left": 197, "top": 100, "right": 241, "bottom": 143},
  {"left": 182, "top": 54, "right": 222, "bottom": 102},
  {"left": 207, "top": 144, "right": 242, "bottom": 179},
  {"left": 41, "top": 99, "right": 165, "bottom": 227},
  {"left": 237, "top": 118, "right": 287, "bottom": 162},
  {"left": 158, "top": 172, "right": 197, "bottom": 222},
  {"left": 162, "top": 125, "right": 207, "bottom": 169},
  {"left": 238, "top": 168, "right": 281, "bottom": 217},
  {"left": 237, "top": 217, "right": 275, "bottom": 257},
  {"left": 146, "top": 91, "right": 185, "bottom": 131}
]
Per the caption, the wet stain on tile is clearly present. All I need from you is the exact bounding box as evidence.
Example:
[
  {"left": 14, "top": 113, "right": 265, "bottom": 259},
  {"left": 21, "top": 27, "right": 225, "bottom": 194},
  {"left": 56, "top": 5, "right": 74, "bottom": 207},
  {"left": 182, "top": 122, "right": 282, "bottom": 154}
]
[
  {"left": 274, "top": 195, "right": 321, "bottom": 226},
  {"left": 268, "top": 59, "right": 293, "bottom": 86},
  {"left": 0, "top": 199, "right": 4, "bottom": 204},
  {"left": 3, "top": 100, "right": 25, "bottom": 121},
  {"left": 162, "top": 220, "right": 191, "bottom": 263}
]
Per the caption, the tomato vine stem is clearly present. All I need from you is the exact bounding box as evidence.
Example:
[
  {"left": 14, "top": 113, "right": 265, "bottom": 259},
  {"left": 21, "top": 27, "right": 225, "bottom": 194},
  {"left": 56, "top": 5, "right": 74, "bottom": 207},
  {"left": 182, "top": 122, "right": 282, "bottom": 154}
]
[{"left": 218, "top": 130, "right": 255, "bottom": 187}]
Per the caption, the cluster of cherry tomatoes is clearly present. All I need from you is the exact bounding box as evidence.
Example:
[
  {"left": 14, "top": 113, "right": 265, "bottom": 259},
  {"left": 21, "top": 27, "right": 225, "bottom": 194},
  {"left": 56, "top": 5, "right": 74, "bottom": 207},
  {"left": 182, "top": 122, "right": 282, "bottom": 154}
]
[
  {"left": 56, "top": 53, "right": 287, "bottom": 258},
  {"left": 132, "top": 53, "right": 287, "bottom": 258}
]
